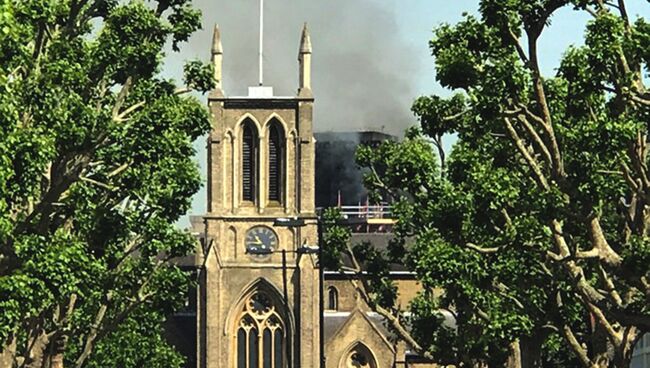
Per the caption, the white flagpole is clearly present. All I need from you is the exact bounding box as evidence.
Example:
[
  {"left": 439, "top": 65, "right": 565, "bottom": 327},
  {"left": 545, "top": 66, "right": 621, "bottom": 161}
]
[{"left": 258, "top": 0, "right": 264, "bottom": 86}]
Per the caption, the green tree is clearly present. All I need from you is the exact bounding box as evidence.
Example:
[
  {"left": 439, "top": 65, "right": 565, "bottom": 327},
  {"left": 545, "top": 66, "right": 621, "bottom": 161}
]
[
  {"left": 357, "top": 1, "right": 650, "bottom": 367},
  {"left": 0, "top": 0, "right": 213, "bottom": 366}
]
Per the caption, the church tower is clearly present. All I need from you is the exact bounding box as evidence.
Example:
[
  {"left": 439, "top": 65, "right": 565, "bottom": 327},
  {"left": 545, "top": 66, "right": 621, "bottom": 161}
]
[{"left": 197, "top": 24, "right": 320, "bottom": 368}]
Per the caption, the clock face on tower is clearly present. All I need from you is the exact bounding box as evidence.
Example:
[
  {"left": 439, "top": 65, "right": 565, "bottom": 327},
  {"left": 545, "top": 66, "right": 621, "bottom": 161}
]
[{"left": 245, "top": 226, "right": 278, "bottom": 254}]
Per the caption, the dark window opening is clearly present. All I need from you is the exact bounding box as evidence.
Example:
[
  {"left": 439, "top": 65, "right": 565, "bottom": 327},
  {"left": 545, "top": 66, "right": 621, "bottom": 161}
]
[
  {"left": 263, "top": 329, "right": 272, "bottom": 368},
  {"left": 248, "top": 327, "right": 258, "bottom": 368},
  {"left": 242, "top": 121, "right": 258, "bottom": 202},
  {"left": 237, "top": 328, "right": 246, "bottom": 368},
  {"left": 274, "top": 329, "right": 283, "bottom": 368},
  {"left": 327, "top": 287, "right": 338, "bottom": 311},
  {"left": 268, "top": 122, "right": 284, "bottom": 203}
]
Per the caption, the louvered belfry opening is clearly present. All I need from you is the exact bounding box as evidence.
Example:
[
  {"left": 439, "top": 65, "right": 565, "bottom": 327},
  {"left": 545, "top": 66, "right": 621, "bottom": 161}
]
[
  {"left": 242, "top": 120, "right": 258, "bottom": 202},
  {"left": 268, "top": 121, "right": 284, "bottom": 203}
]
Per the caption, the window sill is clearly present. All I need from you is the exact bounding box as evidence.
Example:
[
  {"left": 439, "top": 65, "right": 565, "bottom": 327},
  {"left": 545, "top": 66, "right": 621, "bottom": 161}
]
[{"left": 266, "top": 200, "right": 283, "bottom": 207}]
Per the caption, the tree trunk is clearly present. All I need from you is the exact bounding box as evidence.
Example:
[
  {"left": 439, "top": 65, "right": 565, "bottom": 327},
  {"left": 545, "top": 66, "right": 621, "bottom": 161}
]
[
  {"left": 0, "top": 336, "right": 16, "bottom": 368},
  {"left": 506, "top": 340, "right": 522, "bottom": 368},
  {"left": 507, "top": 331, "right": 545, "bottom": 368},
  {"left": 24, "top": 332, "right": 49, "bottom": 368},
  {"left": 612, "top": 354, "right": 632, "bottom": 368},
  {"left": 611, "top": 327, "right": 640, "bottom": 368},
  {"left": 49, "top": 334, "right": 67, "bottom": 368},
  {"left": 520, "top": 333, "right": 544, "bottom": 368},
  {"left": 591, "top": 322, "right": 614, "bottom": 368}
]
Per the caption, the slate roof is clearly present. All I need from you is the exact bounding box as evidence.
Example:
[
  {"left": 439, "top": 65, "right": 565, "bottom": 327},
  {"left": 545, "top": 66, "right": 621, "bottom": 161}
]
[{"left": 323, "top": 311, "right": 395, "bottom": 344}]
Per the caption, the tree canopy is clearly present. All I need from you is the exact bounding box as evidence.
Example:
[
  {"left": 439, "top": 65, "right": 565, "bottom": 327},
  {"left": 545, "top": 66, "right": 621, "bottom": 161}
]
[
  {"left": 356, "top": 1, "right": 650, "bottom": 367},
  {"left": 0, "top": 0, "right": 213, "bottom": 366}
]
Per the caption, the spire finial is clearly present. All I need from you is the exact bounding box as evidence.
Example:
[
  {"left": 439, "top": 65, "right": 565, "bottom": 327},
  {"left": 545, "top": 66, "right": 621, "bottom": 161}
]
[
  {"left": 211, "top": 24, "right": 223, "bottom": 55},
  {"left": 299, "top": 22, "right": 311, "bottom": 54},
  {"left": 211, "top": 24, "right": 224, "bottom": 95},
  {"left": 298, "top": 22, "right": 312, "bottom": 97}
]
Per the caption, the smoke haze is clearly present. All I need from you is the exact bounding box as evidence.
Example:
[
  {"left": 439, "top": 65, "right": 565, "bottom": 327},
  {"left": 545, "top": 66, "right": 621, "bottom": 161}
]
[
  {"left": 169, "top": 0, "right": 434, "bottom": 225},
  {"left": 175, "top": 0, "right": 423, "bottom": 135}
]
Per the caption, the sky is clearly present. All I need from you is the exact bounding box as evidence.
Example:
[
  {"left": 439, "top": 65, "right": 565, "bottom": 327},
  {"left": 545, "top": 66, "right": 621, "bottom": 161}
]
[{"left": 171, "top": 0, "right": 649, "bottom": 227}]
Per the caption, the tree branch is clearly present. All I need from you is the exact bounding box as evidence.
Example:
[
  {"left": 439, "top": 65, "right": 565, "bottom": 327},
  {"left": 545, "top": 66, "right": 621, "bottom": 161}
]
[
  {"left": 630, "top": 93, "right": 650, "bottom": 107},
  {"left": 617, "top": 0, "right": 630, "bottom": 31},
  {"left": 80, "top": 175, "right": 114, "bottom": 191},
  {"left": 515, "top": 114, "right": 553, "bottom": 166},
  {"left": 561, "top": 324, "right": 594, "bottom": 368},
  {"left": 585, "top": 301, "right": 623, "bottom": 347},
  {"left": 174, "top": 87, "right": 192, "bottom": 95},
  {"left": 507, "top": 28, "right": 529, "bottom": 67},
  {"left": 548, "top": 219, "right": 612, "bottom": 310},
  {"left": 442, "top": 109, "right": 470, "bottom": 122},
  {"left": 585, "top": 215, "right": 621, "bottom": 266},
  {"left": 432, "top": 135, "right": 446, "bottom": 174},
  {"left": 464, "top": 242, "right": 501, "bottom": 254},
  {"left": 112, "top": 77, "right": 133, "bottom": 120},
  {"left": 107, "top": 162, "right": 129, "bottom": 178},
  {"left": 73, "top": 297, "right": 109, "bottom": 368},
  {"left": 503, "top": 117, "right": 550, "bottom": 190},
  {"left": 627, "top": 137, "right": 650, "bottom": 193},
  {"left": 113, "top": 101, "right": 145, "bottom": 122},
  {"left": 525, "top": 29, "right": 565, "bottom": 179},
  {"left": 344, "top": 244, "right": 434, "bottom": 361},
  {"left": 620, "top": 161, "right": 640, "bottom": 192},
  {"left": 597, "top": 264, "right": 623, "bottom": 307}
]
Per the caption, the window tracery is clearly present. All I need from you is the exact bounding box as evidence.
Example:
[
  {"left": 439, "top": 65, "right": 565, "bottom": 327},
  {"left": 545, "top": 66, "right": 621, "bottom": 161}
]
[
  {"left": 236, "top": 291, "right": 285, "bottom": 368},
  {"left": 342, "top": 343, "right": 376, "bottom": 368}
]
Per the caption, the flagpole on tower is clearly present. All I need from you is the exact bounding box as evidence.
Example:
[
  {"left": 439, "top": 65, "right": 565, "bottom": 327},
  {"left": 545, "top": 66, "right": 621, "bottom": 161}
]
[{"left": 258, "top": 0, "right": 264, "bottom": 86}]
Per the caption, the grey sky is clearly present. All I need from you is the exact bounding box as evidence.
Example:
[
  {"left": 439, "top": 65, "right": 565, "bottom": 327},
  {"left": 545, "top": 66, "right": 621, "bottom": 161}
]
[{"left": 172, "top": 1, "right": 649, "bottom": 226}]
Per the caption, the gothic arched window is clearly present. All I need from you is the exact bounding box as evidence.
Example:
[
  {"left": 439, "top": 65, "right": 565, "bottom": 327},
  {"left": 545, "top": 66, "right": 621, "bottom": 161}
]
[
  {"left": 342, "top": 343, "right": 377, "bottom": 368},
  {"left": 236, "top": 292, "right": 285, "bottom": 368},
  {"left": 242, "top": 120, "right": 259, "bottom": 203},
  {"left": 267, "top": 122, "right": 285, "bottom": 203},
  {"left": 327, "top": 286, "right": 338, "bottom": 311}
]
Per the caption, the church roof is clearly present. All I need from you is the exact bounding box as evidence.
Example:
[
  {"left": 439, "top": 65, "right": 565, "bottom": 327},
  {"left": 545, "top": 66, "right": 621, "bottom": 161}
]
[
  {"left": 323, "top": 310, "right": 395, "bottom": 353},
  {"left": 323, "top": 313, "right": 349, "bottom": 341}
]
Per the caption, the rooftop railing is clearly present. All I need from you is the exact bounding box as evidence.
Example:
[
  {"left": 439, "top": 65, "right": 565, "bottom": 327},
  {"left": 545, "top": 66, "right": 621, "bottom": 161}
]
[
  {"left": 317, "top": 203, "right": 393, "bottom": 220},
  {"left": 335, "top": 204, "right": 392, "bottom": 219}
]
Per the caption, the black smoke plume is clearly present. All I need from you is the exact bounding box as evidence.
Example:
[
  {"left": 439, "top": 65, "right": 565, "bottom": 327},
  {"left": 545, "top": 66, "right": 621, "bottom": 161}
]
[{"left": 174, "top": 0, "right": 421, "bottom": 135}]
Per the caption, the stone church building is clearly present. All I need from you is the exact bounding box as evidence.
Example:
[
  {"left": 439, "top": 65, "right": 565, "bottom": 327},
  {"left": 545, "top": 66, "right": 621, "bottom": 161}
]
[
  {"left": 166, "top": 24, "right": 440, "bottom": 368},
  {"left": 159, "top": 19, "right": 650, "bottom": 368}
]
